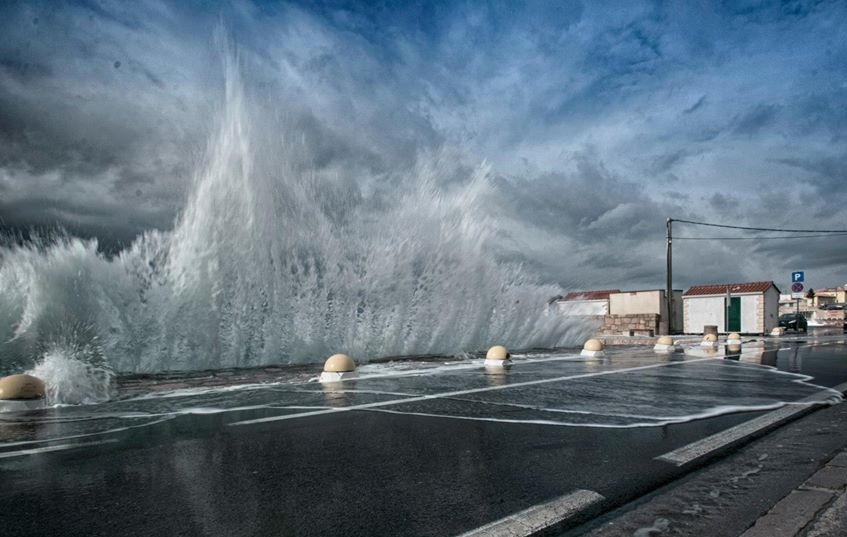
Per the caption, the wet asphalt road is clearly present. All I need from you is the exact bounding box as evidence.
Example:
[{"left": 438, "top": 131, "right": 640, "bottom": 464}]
[{"left": 1, "top": 337, "right": 845, "bottom": 537}]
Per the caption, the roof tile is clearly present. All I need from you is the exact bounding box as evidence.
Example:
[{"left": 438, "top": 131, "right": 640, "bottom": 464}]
[{"left": 683, "top": 281, "right": 778, "bottom": 297}]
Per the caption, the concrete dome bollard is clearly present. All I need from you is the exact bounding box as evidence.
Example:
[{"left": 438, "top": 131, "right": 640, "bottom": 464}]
[
  {"left": 771, "top": 326, "right": 786, "bottom": 337},
  {"left": 319, "top": 354, "right": 357, "bottom": 383},
  {"left": 0, "top": 374, "right": 47, "bottom": 412},
  {"left": 700, "top": 333, "right": 718, "bottom": 347},
  {"left": 581, "top": 339, "right": 605, "bottom": 357},
  {"left": 484, "top": 345, "right": 512, "bottom": 367},
  {"left": 726, "top": 332, "right": 742, "bottom": 345},
  {"left": 653, "top": 335, "right": 676, "bottom": 353},
  {"left": 727, "top": 343, "right": 742, "bottom": 354}
]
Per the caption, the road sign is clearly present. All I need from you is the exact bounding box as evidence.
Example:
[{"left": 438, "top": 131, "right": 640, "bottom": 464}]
[
  {"left": 791, "top": 282, "right": 804, "bottom": 299},
  {"left": 792, "top": 271, "right": 805, "bottom": 283}
]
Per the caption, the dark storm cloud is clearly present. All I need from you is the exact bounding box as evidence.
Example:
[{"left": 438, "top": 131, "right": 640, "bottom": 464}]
[
  {"left": 487, "top": 150, "right": 685, "bottom": 290},
  {"left": 732, "top": 104, "right": 779, "bottom": 137},
  {"left": 683, "top": 95, "right": 706, "bottom": 115},
  {"left": 721, "top": 0, "right": 825, "bottom": 21},
  {"left": 776, "top": 154, "right": 847, "bottom": 192},
  {"left": 0, "top": 0, "right": 214, "bottom": 241},
  {"left": 499, "top": 158, "right": 647, "bottom": 238},
  {"left": 1, "top": 0, "right": 846, "bottom": 290},
  {"left": 708, "top": 193, "right": 740, "bottom": 213},
  {"left": 0, "top": 57, "right": 53, "bottom": 80},
  {"left": 648, "top": 149, "right": 690, "bottom": 176},
  {"left": 750, "top": 235, "right": 847, "bottom": 291},
  {"left": 773, "top": 153, "right": 847, "bottom": 223}
]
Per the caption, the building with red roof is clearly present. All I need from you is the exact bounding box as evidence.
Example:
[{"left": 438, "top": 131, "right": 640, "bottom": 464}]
[{"left": 682, "top": 281, "right": 780, "bottom": 334}]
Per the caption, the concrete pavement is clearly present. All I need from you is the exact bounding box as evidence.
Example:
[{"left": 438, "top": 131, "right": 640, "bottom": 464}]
[
  {"left": 740, "top": 448, "right": 847, "bottom": 537},
  {"left": 569, "top": 394, "right": 847, "bottom": 537},
  {"left": 2, "top": 338, "right": 845, "bottom": 537}
]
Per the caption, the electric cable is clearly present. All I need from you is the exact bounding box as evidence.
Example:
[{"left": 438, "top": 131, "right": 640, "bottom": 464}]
[
  {"left": 675, "top": 233, "right": 847, "bottom": 240},
  {"left": 670, "top": 218, "right": 847, "bottom": 234}
]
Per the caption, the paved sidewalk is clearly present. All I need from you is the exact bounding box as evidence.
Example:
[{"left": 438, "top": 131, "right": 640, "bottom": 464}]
[
  {"left": 739, "top": 450, "right": 847, "bottom": 537},
  {"left": 571, "top": 401, "right": 847, "bottom": 537}
]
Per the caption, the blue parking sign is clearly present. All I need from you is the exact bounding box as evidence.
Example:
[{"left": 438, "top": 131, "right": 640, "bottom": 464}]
[{"left": 792, "top": 271, "right": 804, "bottom": 283}]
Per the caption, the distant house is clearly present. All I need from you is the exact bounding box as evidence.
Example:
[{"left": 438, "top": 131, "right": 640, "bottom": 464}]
[
  {"left": 809, "top": 287, "right": 846, "bottom": 309},
  {"left": 683, "top": 281, "right": 780, "bottom": 335},
  {"left": 555, "top": 290, "right": 619, "bottom": 316},
  {"left": 779, "top": 285, "right": 847, "bottom": 326},
  {"left": 555, "top": 289, "right": 681, "bottom": 336}
]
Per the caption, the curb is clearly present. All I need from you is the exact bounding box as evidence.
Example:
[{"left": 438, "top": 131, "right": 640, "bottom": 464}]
[{"left": 570, "top": 401, "right": 847, "bottom": 537}]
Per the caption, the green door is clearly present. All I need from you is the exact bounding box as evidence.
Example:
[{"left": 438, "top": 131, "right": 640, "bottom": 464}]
[{"left": 726, "top": 297, "right": 741, "bottom": 332}]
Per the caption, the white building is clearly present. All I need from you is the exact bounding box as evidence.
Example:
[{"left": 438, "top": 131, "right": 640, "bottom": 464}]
[{"left": 683, "top": 281, "right": 780, "bottom": 335}]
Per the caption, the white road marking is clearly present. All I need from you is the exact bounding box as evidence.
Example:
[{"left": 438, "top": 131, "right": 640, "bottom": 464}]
[
  {"left": 655, "top": 382, "right": 847, "bottom": 467},
  {"left": 230, "top": 357, "right": 718, "bottom": 427},
  {"left": 0, "top": 415, "right": 178, "bottom": 449},
  {"left": 453, "top": 489, "right": 605, "bottom": 537},
  {"left": 360, "top": 402, "right": 798, "bottom": 429},
  {"left": 0, "top": 439, "right": 119, "bottom": 460}
]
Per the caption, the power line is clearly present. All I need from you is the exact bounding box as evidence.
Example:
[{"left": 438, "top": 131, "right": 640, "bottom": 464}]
[
  {"left": 675, "top": 233, "right": 847, "bottom": 241},
  {"left": 664, "top": 217, "right": 847, "bottom": 334},
  {"left": 670, "top": 218, "right": 847, "bottom": 233}
]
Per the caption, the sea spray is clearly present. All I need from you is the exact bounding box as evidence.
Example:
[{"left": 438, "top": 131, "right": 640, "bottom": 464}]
[
  {"left": 0, "top": 53, "right": 592, "bottom": 386},
  {"left": 28, "top": 349, "right": 115, "bottom": 406}
]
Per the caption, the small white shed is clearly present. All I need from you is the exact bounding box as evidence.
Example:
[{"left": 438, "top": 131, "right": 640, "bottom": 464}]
[{"left": 683, "top": 281, "right": 780, "bottom": 335}]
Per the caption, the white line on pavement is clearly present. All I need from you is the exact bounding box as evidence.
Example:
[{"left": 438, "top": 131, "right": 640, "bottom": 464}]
[
  {"left": 655, "top": 382, "right": 846, "bottom": 467},
  {"left": 0, "top": 439, "right": 119, "bottom": 460},
  {"left": 453, "top": 489, "right": 605, "bottom": 537},
  {"left": 230, "top": 357, "right": 717, "bottom": 427}
]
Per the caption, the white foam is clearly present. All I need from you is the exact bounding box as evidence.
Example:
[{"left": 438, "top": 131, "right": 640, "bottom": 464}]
[
  {"left": 0, "top": 415, "right": 177, "bottom": 448},
  {"left": 26, "top": 350, "right": 115, "bottom": 406},
  {"left": 231, "top": 357, "right": 720, "bottom": 427},
  {"left": 124, "top": 381, "right": 286, "bottom": 401},
  {"left": 311, "top": 352, "right": 587, "bottom": 385},
  {"left": 360, "top": 402, "right": 811, "bottom": 429},
  {"left": 724, "top": 360, "right": 844, "bottom": 400}
]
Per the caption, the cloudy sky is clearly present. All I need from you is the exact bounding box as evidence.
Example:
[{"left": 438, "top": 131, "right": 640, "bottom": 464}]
[{"left": 1, "top": 0, "right": 846, "bottom": 293}]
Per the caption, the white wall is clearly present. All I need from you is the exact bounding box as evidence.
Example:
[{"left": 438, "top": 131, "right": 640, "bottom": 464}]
[
  {"left": 684, "top": 296, "right": 725, "bottom": 333},
  {"left": 740, "top": 295, "right": 759, "bottom": 333},
  {"left": 609, "top": 291, "right": 662, "bottom": 315}
]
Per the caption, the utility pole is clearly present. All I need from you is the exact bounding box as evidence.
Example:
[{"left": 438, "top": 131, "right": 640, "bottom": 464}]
[{"left": 666, "top": 217, "right": 673, "bottom": 334}]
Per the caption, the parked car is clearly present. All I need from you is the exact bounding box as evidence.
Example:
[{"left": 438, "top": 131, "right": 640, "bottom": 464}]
[
  {"left": 779, "top": 313, "right": 808, "bottom": 332},
  {"left": 821, "top": 303, "right": 845, "bottom": 310}
]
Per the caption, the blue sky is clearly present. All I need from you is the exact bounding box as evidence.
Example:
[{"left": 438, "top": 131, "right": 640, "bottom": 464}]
[{"left": 1, "top": 0, "right": 845, "bottom": 291}]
